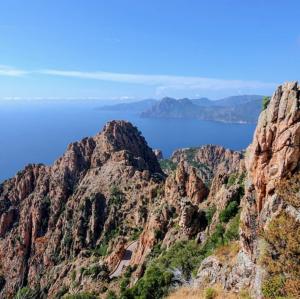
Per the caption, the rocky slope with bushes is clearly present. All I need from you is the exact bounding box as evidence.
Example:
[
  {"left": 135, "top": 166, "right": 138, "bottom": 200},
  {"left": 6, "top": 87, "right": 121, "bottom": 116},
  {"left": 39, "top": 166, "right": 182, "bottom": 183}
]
[{"left": 0, "top": 82, "right": 299, "bottom": 299}]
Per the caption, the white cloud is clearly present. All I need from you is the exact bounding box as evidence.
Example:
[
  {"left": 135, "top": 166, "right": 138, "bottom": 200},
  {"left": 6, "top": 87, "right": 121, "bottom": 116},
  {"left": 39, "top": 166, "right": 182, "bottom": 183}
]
[
  {"left": 0, "top": 65, "right": 28, "bottom": 77},
  {"left": 40, "top": 69, "right": 276, "bottom": 91}
]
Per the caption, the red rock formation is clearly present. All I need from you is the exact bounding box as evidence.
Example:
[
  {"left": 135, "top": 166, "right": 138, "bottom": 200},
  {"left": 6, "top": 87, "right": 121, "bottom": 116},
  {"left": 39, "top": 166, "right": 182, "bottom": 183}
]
[{"left": 0, "top": 121, "right": 164, "bottom": 298}]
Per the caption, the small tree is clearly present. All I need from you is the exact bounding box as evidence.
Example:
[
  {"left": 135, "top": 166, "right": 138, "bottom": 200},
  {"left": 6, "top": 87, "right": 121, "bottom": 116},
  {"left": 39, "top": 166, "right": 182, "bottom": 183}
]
[{"left": 262, "top": 96, "right": 271, "bottom": 110}]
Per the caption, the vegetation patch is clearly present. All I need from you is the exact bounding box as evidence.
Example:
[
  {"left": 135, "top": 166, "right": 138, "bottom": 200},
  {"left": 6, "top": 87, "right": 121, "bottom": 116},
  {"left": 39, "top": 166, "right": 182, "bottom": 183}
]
[
  {"left": 261, "top": 211, "right": 300, "bottom": 298},
  {"left": 204, "top": 205, "right": 216, "bottom": 225},
  {"left": 276, "top": 172, "right": 300, "bottom": 208},
  {"left": 120, "top": 210, "right": 241, "bottom": 299},
  {"left": 205, "top": 287, "right": 217, "bottom": 299},
  {"left": 159, "top": 159, "right": 178, "bottom": 172},
  {"left": 15, "top": 287, "right": 39, "bottom": 299},
  {"left": 109, "top": 185, "right": 125, "bottom": 206},
  {"left": 83, "top": 263, "right": 109, "bottom": 280},
  {"left": 226, "top": 172, "right": 245, "bottom": 187},
  {"left": 63, "top": 293, "right": 98, "bottom": 299},
  {"left": 219, "top": 201, "right": 239, "bottom": 223},
  {"left": 262, "top": 96, "right": 271, "bottom": 110}
]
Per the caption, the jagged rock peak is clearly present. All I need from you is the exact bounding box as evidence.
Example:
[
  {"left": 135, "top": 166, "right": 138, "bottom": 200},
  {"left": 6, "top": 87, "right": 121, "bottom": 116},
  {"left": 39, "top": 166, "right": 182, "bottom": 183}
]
[{"left": 95, "top": 120, "right": 162, "bottom": 174}]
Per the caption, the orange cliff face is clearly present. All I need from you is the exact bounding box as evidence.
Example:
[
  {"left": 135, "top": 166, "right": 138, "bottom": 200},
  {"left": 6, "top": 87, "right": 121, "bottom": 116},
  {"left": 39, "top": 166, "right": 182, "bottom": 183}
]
[
  {"left": 245, "top": 81, "right": 300, "bottom": 213},
  {"left": 239, "top": 82, "right": 300, "bottom": 258}
]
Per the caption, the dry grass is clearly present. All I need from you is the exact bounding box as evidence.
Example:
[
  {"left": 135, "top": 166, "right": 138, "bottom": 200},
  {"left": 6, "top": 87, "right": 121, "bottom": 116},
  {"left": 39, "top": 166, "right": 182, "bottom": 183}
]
[
  {"left": 276, "top": 173, "right": 300, "bottom": 208},
  {"left": 214, "top": 241, "right": 240, "bottom": 265},
  {"left": 166, "top": 284, "right": 248, "bottom": 299}
]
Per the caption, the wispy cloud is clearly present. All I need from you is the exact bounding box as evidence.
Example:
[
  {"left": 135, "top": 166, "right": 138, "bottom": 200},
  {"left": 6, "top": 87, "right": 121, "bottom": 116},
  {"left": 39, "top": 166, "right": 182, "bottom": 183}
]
[
  {"left": 0, "top": 65, "right": 277, "bottom": 94},
  {"left": 0, "top": 65, "right": 28, "bottom": 77},
  {"left": 40, "top": 69, "right": 276, "bottom": 91}
]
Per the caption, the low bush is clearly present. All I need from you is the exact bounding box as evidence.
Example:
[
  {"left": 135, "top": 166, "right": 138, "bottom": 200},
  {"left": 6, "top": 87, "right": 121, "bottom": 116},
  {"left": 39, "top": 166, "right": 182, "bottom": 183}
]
[
  {"left": 219, "top": 201, "right": 239, "bottom": 223},
  {"left": 109, "top": 185, "right": 124, "bottom": 206},
  {"left": 93, "top": 243, "right": 108, "bottom": 256},
  {"left": 159, "top": 160, "right": 177, "bottom": 172},
  {"left": 106, "top": 291, "right": 117, "bottom": 299},
  {"left": 205, "top": 287, "right": 217, "bottom": 299},
  {"left": 15, "top": 287, "right": 39, "bottom": 299},
  {"left": 205, "top": 205, "right": 216, "bottom": 225},
  {"left": 262, "top": 96, "right": 271, "bottom": 110},
  {"left": 276, "top": 172, "right": 300, "bottom": 208},
  {"left": 261, "top": 211, "right": 300, "bottom": 298},
  {"left": 83, "top": 264, "right": 109, "bottom": 280},
  {"left": 262, "top": 274, "right": 285, "bottom": 298},
  {"left": 224, "top": 212, "right": 240, "bottom": 242}
]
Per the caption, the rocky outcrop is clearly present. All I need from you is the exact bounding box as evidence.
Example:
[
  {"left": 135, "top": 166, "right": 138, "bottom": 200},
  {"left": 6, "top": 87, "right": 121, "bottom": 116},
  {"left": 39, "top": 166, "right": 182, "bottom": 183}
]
[
  {"left": 237, "top": 82, "right": 300, "bottom": 297},
  {"left": 171, "top": 145, "right": 242, "bottom": 183},
  {"left": 0, "top": 120, "right": 164, "bottom": 298},
  {"left": 241, "top": 81, "right": 300, "bottom": 256},
  {"left": 192, "top": 82, "right": 300, "bottom": 298},
  {"left": 3, "top": 83, "right": 298, "bottom": 299},
  {"left": 165, "top": 161, "right": 209, "bottom": 206}
]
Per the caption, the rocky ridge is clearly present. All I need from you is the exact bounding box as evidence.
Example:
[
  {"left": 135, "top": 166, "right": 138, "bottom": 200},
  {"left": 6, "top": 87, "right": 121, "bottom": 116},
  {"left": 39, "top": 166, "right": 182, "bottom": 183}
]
[{"left": 0, "top": 82, "right": 299, "bottom": 299}]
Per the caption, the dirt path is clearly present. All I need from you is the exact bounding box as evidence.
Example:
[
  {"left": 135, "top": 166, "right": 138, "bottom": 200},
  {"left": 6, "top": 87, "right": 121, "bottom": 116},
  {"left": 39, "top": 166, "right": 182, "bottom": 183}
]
[{"left": 109, "top": 240, "right": 138, "bottom": 278}]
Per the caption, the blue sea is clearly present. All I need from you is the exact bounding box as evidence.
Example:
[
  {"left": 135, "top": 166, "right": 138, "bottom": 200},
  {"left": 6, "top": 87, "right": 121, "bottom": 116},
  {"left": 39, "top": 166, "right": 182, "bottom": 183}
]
[{"left": 0, "top": 100, "right": 256, "bottom": 182}]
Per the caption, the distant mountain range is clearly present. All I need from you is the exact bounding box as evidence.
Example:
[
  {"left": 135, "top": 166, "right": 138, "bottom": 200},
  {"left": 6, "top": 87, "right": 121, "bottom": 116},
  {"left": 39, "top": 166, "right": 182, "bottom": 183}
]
[
  {"left": 98, "top": 95, "right": 265, "bottom": 123},
  {"left": 97, "top": 99, "right": 157, "bottom": 112}
]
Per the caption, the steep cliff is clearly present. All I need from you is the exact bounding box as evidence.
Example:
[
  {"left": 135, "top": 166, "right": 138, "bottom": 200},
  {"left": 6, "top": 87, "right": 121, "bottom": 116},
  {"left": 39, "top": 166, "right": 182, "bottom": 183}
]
[
  {"left": 192, "top": 82, "right": 300, "bottom": 299},
  {"left": 240, "top": 81, "right": 300, "bottom": 297}
]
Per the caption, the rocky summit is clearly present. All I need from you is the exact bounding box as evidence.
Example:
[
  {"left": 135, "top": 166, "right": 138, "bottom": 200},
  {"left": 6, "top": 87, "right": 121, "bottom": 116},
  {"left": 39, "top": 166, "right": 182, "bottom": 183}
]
[{"left": 0, "top": 83, "right": 300, "bottom": 299}]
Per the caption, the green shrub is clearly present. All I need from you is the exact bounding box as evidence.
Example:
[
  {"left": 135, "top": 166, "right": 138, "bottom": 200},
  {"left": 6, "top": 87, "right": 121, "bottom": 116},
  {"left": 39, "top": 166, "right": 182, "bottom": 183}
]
[
  {"left": 83, "top": 264, "right": 108, "bottom": 279},
  {"left": 106, "top": 291, "right": 117, "bottom": 299},
  {"left": 71, "top": 270, "right": 76, "bottom": 282},
  {"left": 205, "top": 287, "right": 217, "bottom": 299},
  {"left": 93, "top": 243, "right": 108, "bottom": 256},
  {"left": 227, "top": 173, "right": 237, "bottom": 186},
  {"left": 224, "top": 212, "right": 240, "bottom": 242},
  {"left": 262, "top": 275, "right": 285, "bottom": 298},
  {"left": 15, "top": 287, "right": 39, "bottom": 299},
  {"left": 219, "top": 201, "right": 239, "bottom": 223},
  {"left": 131, "top": 227, "right": 142, "bottom": 241},
  {"left": 262, "top": 96, "right": 271, "bottom": 110},
  {"left": 203, "top": 224, "right": 225, "bottom": 253},
  {"left": 122, "top": 215, "right": 239, "bottom": 298},
  {"left": 63, "top": 231, "right": 72, "bottom": 248},
  {"left": 109, "top": 185, "right": 124, "bottom": 206},
  {"left": 159, "top": 160, "right": 177, "bottom": 172},
  {"left": 205, "top": 205, "right": 216, "bottom": 225}
]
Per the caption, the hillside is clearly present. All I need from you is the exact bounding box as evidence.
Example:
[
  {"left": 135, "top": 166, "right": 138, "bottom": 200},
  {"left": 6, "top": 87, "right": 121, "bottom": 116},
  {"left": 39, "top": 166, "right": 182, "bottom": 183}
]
[
  {"left": 141, "top": 96, "right": 263, "bottom": 123},
  {"left": 0, "top": 83, "right": 299, "bottom": 299},
  {"left": 97, "top": 99, "right": 157, "bottom": 113},
  {"left": 99, "top": 95, "right": 264, "bottom": 123}
]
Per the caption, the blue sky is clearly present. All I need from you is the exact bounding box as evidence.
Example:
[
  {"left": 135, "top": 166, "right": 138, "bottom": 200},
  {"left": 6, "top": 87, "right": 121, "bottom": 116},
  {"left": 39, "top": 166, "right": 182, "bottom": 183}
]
[{"left": 0, "top": 0, "right": 299, "bottom": 100}]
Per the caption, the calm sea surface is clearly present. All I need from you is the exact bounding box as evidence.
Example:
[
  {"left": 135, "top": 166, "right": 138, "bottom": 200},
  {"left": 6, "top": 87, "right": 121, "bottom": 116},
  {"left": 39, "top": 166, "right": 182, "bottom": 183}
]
[{"left": 0, "top": 101, "right": 256, "bottom": 182}]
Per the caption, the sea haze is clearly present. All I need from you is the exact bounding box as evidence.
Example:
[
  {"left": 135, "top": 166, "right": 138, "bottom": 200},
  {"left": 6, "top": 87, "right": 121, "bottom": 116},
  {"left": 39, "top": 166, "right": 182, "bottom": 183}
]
[{"left": 0, "top": 100, "right": 256, "bottom": 182}]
